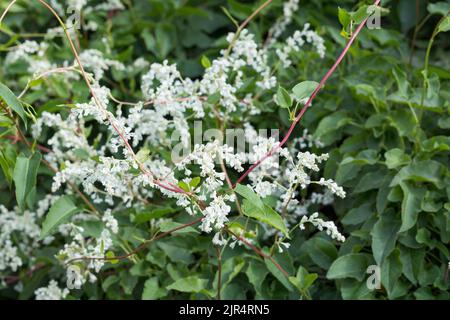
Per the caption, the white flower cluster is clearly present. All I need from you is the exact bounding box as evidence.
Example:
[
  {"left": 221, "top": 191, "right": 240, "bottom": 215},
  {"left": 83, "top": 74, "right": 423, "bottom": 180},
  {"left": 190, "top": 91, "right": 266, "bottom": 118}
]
[
  {"left": 57, "top": 214, "right": 118, "bottom": 290},
  {"left": 317, "top": 178, "right": 346, "bottom": 198},
  {"left": 267, "top": 0, "right": 300, "bottom": 45},
  {"left": 10, "top": 15, "right": 340, "bottom": 293},
  {"left": 78, "top": 49, "right": 125, "bottom": 81},
  {"left": 300, "top": 212, "right": 345, "bottom": 242},
  {"left": 5, "top": 40, "right": 55, "bottom": 76},
  {"left": 35, "top": 280, "right": 69, "bottom": 300},
  {"left": 0, "top": 196, "right": 56, "bottom": 275},
  {"left": 276, "top": 23, "right": 326, "bottom": 67}
]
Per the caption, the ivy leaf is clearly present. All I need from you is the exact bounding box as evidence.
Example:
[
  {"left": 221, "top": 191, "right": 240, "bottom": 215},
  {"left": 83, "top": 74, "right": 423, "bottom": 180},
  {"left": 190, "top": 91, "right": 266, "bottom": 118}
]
[
  {"left": 292, "top": 81, "right": 319, "bottom": 102},
  {"left": 13, "top": 152, "right": 41, "bottom": 210},
  {"left": 275, "top": 86, "right": 292, "bottom": 108},
  {"left": 40, "top": 196, "right": 80, "bottom": 239},
  {"left": 0, "top": 82, "right": 27, "bottom": 128}
]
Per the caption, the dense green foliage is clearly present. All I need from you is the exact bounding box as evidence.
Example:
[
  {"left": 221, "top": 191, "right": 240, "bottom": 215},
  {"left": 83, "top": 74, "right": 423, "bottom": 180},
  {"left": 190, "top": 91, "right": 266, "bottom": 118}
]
[{"left": 0, "top": 0, "right": 449, "bottom": 300}]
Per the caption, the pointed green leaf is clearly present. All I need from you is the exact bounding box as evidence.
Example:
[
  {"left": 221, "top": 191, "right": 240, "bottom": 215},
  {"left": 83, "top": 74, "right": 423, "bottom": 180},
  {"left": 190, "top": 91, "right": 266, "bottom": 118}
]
[
  {"left": 275, "top": 86, "right": 292, "bottom": 108},
  {"left": 292, "top": 81, "right": 319, "bottom": 101},
  {"left": 0, "top": 82, "right": 27, "bottom": 128},
  {"left": 242, "top": 199, "right": 289, "bottom": 236},
  {"left": 326, "top": 253, "right": 369, "bottom": 281},
  {"left": 40, "top": 196, "right": 80, "bottom": 239},
  {"left": 13, "top": 152, "right": 41, "bottom": 210},
  {"left": 166, "top": 276, "right": 208, "bottom": 293}
]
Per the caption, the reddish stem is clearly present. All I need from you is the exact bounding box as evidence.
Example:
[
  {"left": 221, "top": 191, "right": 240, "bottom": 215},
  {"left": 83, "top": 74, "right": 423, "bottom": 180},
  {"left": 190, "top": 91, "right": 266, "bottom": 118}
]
[{"left": 234, "top": 0, "right": 381, "bottom": 187}]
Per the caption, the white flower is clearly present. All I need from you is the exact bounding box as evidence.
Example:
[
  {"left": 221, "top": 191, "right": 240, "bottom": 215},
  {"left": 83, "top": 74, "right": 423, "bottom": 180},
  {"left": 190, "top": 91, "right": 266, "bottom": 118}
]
[
  {"left": 317, "top": 178, "right": 346, "bottom": 198},
  {"left": 267, "top": 0, "right": 300, "bottom": 45},
  {"left": 200, "top": 193, "right": 233, "bottom": 233},
  {"left": 300, "top": 212, "right": 345, "bottom": 242},
  {"left": 276, "top": 23, "right": 326, "bottom": 67},
  {"left": 102, "top": 210, "right": 119, "bottom": 234},
  {"left": 35, "top": 280, "right": 69, "bottom": 300}
]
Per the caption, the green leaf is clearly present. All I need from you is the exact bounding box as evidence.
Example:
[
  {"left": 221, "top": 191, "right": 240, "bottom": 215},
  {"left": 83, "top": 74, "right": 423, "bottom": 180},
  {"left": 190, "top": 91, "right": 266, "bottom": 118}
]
[
  {"left": 352, "top": 5, "right": 370, "bottom": 24},
  {"left": 304, "top": 236, "right": 338, "bottom": 269},
  {"left": 264, "top": 255, "right": 293, "bottom": 291},
  {"left": 342, "top": 203, "right": 373, "bottom": 226},
  {"left": 399, "top": 247, "right": 425, "bottom": 285},
  {"left": 159, "top": 220, "right": 199, "bottom": 234},
  {"left": 399, "top": 182, "right": 426, "bottom": 233},
  {"left": 354, "top": 169, "right": 387, "bottom": 193},
  {"left": 200, "top": 55, "right": 211, "bottom": 68},
  {"left": 132, "top": 206, "right": 175, "bottom": 224},
  {"left": 314, "top": 110, "right": 351, "bottom": 140},
  {"left": 234, "top": 184, "right": 264, "bottom": 209},
  {"left": 0, "top": 82, "right": 27, "bottom": 128},
  {"left": 166, "top": 276, "right": 208, "bottom": 293},
  {"left": 245, "top": 261, "right": 268, "bottom": 297},
  {"left": 427, "top": 2, "right": 450, "bottom": 16},
  {"left": 389, "top": 109, "right": 417, "bottom": 138},
  {"left": 371, "top": 215, "right": 400, "bottom": 265},
  {"left": 13, "top": 152, "right": 41, "bottom": 210},
  {"left": 384, "top": 148, "right": 410, "bottom": 169},
  {"left": 338, "top": 7, "right": 351, "bottom": 37},
  {"left": 105, "top": 251, "right": 119, "bottom": 264},
  {"left": 437, "top": 16, "right": 450, "bottom": 33},
  {"left": 390, "top": 160, "right": 445, "bottom": 188},
  {"left": 290, "top": 266, "right": 318, "bottom": 291},
  {"left": 292, "top": 81, "right": 319, "bottom": 102},
  {"left": 40, "top": 196, "right": 80, "bottom": 239},
  {"left": 242, "top": 199, "right": 289, "bottom": 236},
  {"left": 135, "top": 148, "right": 150, "bottom": 163},
  {"left": 189, "top": 177, "right": 201, "bottom": 188},
  {"left": 178, "top": 180, "right": 190, "bottom": 192},
  {"left": 380, "top": 249, "right": 403, "bottom": 299},
  {"left": 142, "top": 277, "right": 167, "bottom": 300},
  {"left": 0, "top": 149, "right": 13, "bottom": 185},
  {"left": 275, "top": 86, "right": 292, "bottom": 108},
  {"left": 326, "top": 253, "right": 369, "bottom": 281},
  {"left": 207, "top": 92, "right": 221, "bottom": 104}
]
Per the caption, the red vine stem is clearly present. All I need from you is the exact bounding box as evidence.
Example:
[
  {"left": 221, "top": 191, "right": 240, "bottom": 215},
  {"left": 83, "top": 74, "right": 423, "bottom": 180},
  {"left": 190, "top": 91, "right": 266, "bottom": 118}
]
[
  {"left": 226, "top": 228, "right": 290, "bottom": 278},
  {"left": 234, "top": 0, "right": 382, "bottom": 187},
  {"left": 65, "top": 217, "right": 204, "bottom": 265}
]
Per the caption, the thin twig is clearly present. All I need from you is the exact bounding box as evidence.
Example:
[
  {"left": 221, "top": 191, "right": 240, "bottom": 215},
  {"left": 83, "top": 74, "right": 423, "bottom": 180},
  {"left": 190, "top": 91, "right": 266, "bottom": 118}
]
[{"left": 65, "top": 217, "right": 203, "bottom": 265}]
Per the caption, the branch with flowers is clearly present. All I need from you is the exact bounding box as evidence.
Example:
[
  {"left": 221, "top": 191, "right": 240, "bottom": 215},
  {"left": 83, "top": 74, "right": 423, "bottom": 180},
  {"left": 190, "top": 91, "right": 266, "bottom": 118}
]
[{"left": 0, "top": 0, "right": 391, "bottom": 300}]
